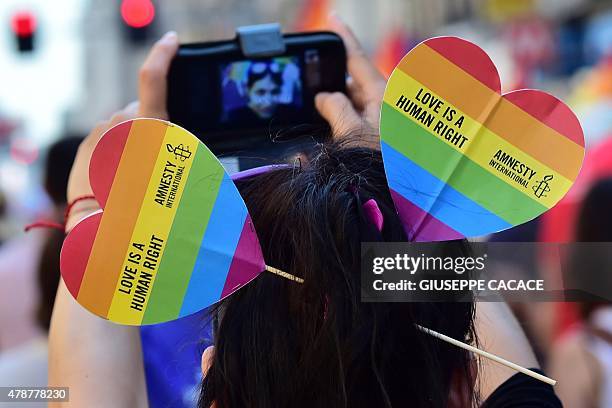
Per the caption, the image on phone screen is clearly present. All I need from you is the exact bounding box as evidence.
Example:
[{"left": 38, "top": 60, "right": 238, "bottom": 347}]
[{"left": 219, "top": 56, "right": 303, "bottom": 125}]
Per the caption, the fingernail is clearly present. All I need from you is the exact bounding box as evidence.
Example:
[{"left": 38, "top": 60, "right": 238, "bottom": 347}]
[{"left": 161, "top": 31, "right": 178, "bottom": 42}]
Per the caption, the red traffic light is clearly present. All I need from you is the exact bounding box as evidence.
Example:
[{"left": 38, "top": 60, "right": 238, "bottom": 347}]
[
  {"left": 11, "top": 11, "right": 36, "bottom": 52},
  {"left": 11, "top": 11, "right": 36, "bottom": 37},
  {"left": 121, "top": 0, "right": 155, "bottom": 29}
]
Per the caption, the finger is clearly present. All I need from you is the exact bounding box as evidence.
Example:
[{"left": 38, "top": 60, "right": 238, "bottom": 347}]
[
  {"left": 315, "top": 92, "right": 361, "bottom": 136},
  {"left": 201, "top": 346, "right": 215, "bottom": 376},
  {"left": 327, "top": 13, "right": 385, "bottom": 95},
  {"left": 138, "top": 31, "right": 179, "bottom": 119}
]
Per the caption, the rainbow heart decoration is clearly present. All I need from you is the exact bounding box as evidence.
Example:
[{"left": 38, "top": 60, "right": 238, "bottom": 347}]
[
  {"left": 380, "top": 36, "right": 585, "bottom": 241},
  {"left": 60, "top": 119, "right": 265, "bottom": 325}
]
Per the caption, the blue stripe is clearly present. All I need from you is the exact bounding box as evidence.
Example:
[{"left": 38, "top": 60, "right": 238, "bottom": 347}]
[
  {"left": 180, "top": 175, "right": 247, "bottom": 316},
  {"left": 382, "top": 142, "right": 512, "bottom": 236}
]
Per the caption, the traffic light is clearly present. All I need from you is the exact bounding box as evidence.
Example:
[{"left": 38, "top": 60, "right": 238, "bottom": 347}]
[
  {"left": 120, "top": 0, "right": 155, "bottom": 43},
  {"left": 11, "top": 11, "right": 36, "bottom": 53}
]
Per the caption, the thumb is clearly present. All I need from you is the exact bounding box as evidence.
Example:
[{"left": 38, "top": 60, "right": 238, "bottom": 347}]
[
  {"left": 138, "top": 31, "right": 179, "bottom": 119},
  {"left": 315, "top": 92, "right": 361, "bottom": 137}
]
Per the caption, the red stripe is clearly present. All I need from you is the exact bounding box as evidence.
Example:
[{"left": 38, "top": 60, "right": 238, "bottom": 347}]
[
  {"left": 89, "top": 121, "right": 132, "bottom": 207},
  {"left": 424, "top": 37, "right": 501, "bottom": 92},
  {"left": 390, "top": 190, "right": 464, "bottom": 242},
  {"left": 220, "top": 216, "right": 265, "bottom": 299},
  {"left": 504, "top": 89, "right": 585, "bottom": 148},
  {"left": 60, "top": 212, "right": 101, "bottom": 298}
]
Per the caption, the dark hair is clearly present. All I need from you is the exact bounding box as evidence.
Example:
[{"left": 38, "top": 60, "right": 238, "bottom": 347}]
[
  {"left": 570, "top": 178, "right": 612, "bottom": 318},
  {"left": 44, "top": 136, "right": 83, "bottom": 205},
  {"left": 576, "top": 178, "right": 612, "bottom": 242},
  {"left": 36, "top": 228, "right": 65, "bottom": 330},
  {"left": 246, "top": 61, "right": 283, "bottom": 89},
  {"left": 37, "top": 136, "right": 83, "bottom": 330},
  {"left": 199, "top": 140, "right": 476, "bottom": 408}
]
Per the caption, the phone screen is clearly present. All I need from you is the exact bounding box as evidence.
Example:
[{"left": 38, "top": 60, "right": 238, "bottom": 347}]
[{"left": 168, "top": 32, "right": 345, "bottom": 153}]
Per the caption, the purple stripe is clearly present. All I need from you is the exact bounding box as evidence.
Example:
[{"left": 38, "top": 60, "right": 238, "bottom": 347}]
[
  {"left": 220, "top": 215, "right": 266, "bottom": 299},
  {"left": 390, "top": 189, "right": 464, "bottom": 242}
]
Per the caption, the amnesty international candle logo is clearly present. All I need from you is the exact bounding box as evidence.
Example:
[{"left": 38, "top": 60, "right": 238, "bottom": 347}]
[
  {"left": 532, "top": 175, "right": 553, "bottom": 199},
  {"left": 154, "top": 142, "right": 192, "bottom": 209},
  {"left": 166, "top": 143, "right": 192, "bottom": 162},
  {"left": 380, "top": 36, "right": 585, "bottom": 241}
]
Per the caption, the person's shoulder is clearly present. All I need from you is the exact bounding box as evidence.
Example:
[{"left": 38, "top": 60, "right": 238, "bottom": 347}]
[
  {"left": 550, "top": 325, "right": 596, "bottom": 364},
  {"left": 549, "top": 325, "right": 603, "bottom": 387}
]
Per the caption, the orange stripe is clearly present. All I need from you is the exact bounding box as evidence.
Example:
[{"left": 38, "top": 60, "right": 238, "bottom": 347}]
[
  {"left": 77, "top": 119, "right": 167, "bottom": 317},
  {"left": 397, "top": 44, "right": 583, "bottom": 181}
]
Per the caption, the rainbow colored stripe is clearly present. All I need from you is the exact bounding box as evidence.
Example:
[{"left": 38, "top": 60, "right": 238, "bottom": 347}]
[
  {"left": 381, "top": 37, "right": 584, "bottom": 241},
  {"left": 61, "top": 120, "right": 264, "bottom": 325}
]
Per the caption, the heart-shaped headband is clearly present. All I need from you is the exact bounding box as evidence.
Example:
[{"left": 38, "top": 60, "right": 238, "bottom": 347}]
[
  {"left": 60, "top": 36, "right": 585, "bottom": 386},
  {"left": 381, "top": 36, "right": 584, "bottom": 241}
]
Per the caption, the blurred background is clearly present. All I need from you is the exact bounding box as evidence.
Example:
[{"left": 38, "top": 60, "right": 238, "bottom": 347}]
[{"left": 0, "top": 0, "right": 611, "bottom": 407}]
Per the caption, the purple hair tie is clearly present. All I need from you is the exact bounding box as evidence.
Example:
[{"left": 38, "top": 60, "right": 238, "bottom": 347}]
[{"left": 363, "top": 199, "right": 384, "bottom": 232}]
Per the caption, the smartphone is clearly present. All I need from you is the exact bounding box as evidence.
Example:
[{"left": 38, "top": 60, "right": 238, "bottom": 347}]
[{"left": 167, "top": 31, "right": 346, "bottom": 153}]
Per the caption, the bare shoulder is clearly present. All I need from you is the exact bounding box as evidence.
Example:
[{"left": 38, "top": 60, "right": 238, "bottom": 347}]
[{"left": 548, "top": 327, "right": 602, "bottom": 408}]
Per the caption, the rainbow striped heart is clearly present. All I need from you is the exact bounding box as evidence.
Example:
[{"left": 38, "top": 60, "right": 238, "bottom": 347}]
[
  {"left": 380, "top": 36, "right": 585, "bottom": 241},
  {"left": 60, "top": 119, "right": 265, "bottom": 325}
]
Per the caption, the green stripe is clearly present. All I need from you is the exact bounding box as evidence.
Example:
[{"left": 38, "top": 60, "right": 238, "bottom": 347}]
[
  {"left": 142, "top": 144, "right": 225, "bottom": 324},
  {"left": 381, "top": 102, "right": 547, "bottom": 224}
]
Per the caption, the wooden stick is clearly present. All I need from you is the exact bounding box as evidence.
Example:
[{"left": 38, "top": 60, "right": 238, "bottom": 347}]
[
  {"left": 416, "top": 324, "right": 557, "bottom": 386},
  {"left": 262, "top": 266, "right": 556, "bottom": 386},
  {"left": 265, "top": 265, "right": 304, "bottom": 284}
]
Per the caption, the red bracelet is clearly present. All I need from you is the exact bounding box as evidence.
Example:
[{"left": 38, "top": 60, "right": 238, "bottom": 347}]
[
  {"left": 24, "top": 194, "right": 97, "bottom": 233},
  {"left": 63, "top": 194, "right": 97, "bottom": 225},
  {"left": 23, "top": 220, "right": 64, "bottom": 232}
]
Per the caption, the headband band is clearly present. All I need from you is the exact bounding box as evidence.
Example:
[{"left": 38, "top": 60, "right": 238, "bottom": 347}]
[{"left": 231, "top": 164, "right": 291, "bottom": 181}]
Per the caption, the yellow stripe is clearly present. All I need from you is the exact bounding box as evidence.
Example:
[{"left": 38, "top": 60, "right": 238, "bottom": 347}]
[
  {"left": 384, "top": 69, "right": 573, "bottom": 208},
  {"left": 106, "top": 124, "right": 198, "bottom": 325}
]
